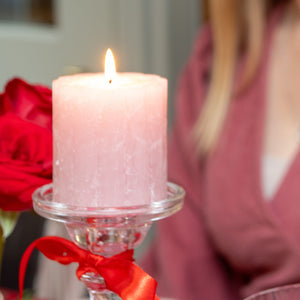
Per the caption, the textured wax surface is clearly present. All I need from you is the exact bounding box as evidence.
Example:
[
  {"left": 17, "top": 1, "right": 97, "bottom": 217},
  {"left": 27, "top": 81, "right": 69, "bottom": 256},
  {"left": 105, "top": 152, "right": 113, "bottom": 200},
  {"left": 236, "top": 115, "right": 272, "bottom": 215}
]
[{"left": 53, "top": 73, "right": 167, "bottom": 207}]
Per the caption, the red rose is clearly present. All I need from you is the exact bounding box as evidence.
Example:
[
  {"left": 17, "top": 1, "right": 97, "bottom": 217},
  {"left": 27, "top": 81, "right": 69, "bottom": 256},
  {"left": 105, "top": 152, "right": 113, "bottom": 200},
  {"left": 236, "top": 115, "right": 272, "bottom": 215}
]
[{"left": 0, "top": 78, "right": 52, "bottom": 211}]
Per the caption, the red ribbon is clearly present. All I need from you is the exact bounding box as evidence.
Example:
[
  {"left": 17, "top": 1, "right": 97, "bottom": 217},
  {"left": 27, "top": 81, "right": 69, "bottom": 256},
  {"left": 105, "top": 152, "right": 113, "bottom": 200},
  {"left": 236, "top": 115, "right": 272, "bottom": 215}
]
[{"left": 19, "top": 236, "right": 159, "bottom": 300}]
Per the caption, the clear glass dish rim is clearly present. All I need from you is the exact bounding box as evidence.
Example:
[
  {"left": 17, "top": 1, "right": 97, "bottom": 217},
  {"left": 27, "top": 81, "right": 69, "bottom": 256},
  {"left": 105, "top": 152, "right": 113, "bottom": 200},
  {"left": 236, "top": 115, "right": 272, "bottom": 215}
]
[
  {"left": 32, "top": 182, "right": 185, "bottom": 223},
  {"left": 244, "top": 283, "right": 300, "bottom": 299}
]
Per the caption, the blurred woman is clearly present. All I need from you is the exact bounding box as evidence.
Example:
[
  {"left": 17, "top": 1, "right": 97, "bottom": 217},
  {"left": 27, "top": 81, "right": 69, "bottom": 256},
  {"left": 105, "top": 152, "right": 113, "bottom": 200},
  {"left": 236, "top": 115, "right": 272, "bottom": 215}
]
[{"left": 141, "top": 0, "right": 300, "bottom": 299}]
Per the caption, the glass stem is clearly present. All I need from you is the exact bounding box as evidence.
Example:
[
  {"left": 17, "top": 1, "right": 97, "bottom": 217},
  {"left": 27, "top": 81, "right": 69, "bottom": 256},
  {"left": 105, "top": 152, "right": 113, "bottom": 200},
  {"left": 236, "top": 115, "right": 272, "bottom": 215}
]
[{"left": 88, "top": 290, "right": 121, "bottom": 300}]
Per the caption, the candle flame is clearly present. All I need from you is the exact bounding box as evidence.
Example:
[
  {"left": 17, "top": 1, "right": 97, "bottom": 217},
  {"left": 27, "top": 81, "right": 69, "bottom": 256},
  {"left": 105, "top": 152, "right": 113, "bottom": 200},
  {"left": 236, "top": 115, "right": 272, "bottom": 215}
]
[{"left": 105, "top": 48, "right": 116, "bottom": 84}]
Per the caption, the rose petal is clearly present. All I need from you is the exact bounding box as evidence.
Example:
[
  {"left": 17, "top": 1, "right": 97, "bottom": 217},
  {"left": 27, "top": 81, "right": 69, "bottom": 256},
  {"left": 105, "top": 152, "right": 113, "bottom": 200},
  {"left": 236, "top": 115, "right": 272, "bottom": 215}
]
[
  {"left": 0, "top": 78, "right": 52, "bottom": 211},
  {"left": 0, "top": 164, "right": 51, "bottom": 211},
  {"left": 0, "top": 93, "right": 5, "bottom": 115},
  {"left": 0, "top": 113, "right": 52, "bottom": 164},
  {"left": 2, "top": 78, "right": 52, "bottom": 130},
  {"left": 0, "top": 111, "right": 52, "bottom": 211}
]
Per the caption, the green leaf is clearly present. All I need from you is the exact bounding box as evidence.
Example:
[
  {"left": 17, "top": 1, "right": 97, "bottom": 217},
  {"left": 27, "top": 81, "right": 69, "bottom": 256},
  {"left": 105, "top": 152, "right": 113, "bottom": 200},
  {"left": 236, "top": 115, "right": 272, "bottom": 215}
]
[
  {"left": 0, "top": 210, "right": 19, "bottom": 239},
  {"left": 23, "top": 289, "right": 34, "bottom": 300}
]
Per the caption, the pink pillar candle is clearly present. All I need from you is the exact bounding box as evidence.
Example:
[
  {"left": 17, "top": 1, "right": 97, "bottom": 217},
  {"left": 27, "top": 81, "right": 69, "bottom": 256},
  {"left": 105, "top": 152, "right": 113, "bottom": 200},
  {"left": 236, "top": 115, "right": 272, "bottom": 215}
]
[{"left": 52, "top": 72, "right": 167, "bottom": 208}]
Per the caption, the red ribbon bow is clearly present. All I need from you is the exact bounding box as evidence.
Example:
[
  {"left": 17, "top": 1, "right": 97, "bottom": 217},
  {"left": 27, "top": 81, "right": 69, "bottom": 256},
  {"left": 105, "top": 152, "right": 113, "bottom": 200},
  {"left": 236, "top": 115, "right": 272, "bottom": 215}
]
[{"left": 19, "top": 236, "right": 159, "bottom": 300}]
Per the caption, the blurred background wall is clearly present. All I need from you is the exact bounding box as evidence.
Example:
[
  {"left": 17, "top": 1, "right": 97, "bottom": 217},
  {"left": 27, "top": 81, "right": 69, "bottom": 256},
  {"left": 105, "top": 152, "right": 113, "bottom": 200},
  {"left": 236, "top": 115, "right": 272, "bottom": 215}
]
[
  {"left": 0, "top": 0, "right": 203, "bottom": 293},
  {"left": 0, "top": 0, "right": 202, "bottom": 125}
]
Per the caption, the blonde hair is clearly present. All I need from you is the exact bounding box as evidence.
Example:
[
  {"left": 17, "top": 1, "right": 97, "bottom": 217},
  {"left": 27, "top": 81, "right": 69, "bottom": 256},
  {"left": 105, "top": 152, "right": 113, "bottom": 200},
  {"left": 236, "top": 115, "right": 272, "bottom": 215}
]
[{"left": 195, "top": 0, "right": 283, "bottom": 155}]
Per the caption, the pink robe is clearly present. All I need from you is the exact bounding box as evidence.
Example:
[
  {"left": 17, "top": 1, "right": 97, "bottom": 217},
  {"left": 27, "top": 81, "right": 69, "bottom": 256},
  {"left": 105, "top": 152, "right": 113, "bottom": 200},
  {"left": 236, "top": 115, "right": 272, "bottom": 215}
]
[{"left": 141, "top": 4, "right": 300, "bottom": 300}]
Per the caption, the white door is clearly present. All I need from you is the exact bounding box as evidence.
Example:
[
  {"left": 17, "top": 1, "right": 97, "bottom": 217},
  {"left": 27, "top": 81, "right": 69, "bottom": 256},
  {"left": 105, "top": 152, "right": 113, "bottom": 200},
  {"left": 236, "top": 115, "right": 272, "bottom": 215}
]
[{"left": 0, "top": 0, "right": 171, "bottom": 87}]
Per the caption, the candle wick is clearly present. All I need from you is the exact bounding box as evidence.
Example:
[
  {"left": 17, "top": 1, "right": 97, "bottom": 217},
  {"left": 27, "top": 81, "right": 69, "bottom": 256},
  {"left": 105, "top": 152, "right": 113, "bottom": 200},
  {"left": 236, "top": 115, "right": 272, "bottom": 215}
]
[{"left": 109, "top": 79, "right": 112, "bottom": 84}]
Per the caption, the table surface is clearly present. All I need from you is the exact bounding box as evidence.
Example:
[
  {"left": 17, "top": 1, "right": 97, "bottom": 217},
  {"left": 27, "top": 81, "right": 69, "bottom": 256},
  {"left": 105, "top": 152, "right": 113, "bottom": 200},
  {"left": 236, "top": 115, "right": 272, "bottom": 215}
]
[{"left": 0, "top": 288, "right": 178, "bottom": 300}]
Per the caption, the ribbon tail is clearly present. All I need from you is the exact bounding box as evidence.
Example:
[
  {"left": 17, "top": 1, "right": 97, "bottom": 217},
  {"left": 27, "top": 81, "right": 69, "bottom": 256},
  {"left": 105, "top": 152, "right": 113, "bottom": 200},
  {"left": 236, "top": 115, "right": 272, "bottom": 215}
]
[
  {"left": 19, "top": 236, "right": 80, "bottom": 299},
  {"left": 99, "top": 259, "right": 159, "bottom": 300},
  {"left": 19, "top": 239, "right": 39, "bottom": 300}
]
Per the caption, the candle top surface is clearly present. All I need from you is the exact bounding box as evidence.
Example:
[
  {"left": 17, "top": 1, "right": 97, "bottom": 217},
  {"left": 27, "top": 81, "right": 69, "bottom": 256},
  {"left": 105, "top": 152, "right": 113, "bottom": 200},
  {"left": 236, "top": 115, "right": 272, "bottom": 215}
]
[{"left": 53, "top": 72, "right": 167, "bottom": 90}]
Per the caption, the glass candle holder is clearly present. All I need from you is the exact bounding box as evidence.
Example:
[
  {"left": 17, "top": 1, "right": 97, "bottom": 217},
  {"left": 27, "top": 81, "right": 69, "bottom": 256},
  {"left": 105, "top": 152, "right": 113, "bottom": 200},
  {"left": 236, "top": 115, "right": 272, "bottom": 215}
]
[{"left": 33, "top": 182, "right": 185, "bottom": 300}]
